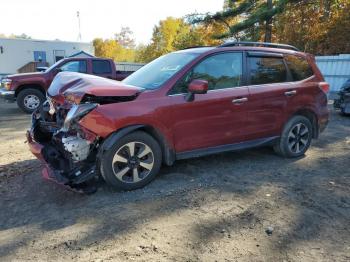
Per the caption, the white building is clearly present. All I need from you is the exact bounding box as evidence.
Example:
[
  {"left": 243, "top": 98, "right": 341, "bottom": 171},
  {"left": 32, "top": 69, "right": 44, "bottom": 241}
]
[{"left": 0, "top": 38, "right": 94, "bottom": 77}]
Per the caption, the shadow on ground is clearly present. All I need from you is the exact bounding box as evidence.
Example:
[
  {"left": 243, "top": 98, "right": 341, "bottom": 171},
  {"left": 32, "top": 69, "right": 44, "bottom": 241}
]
[{"left": 0, "top": 109, "right": 349, "bottom": 261}]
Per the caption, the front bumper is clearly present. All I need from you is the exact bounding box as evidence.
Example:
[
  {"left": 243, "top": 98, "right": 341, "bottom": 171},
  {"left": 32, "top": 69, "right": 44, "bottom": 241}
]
[
  {"left": 0, "top": 88, "right": 15, "bottom": 102},
  {"left": 27, "top": 113, "right": 98, "bottom": 193}
]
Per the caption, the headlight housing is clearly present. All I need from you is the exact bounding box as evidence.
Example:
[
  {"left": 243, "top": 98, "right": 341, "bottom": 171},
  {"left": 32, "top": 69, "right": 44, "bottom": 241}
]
[
  {"left": 1, "top": 78, "right": 12, "bottom": 90},
  {"left": 62, "top": 103, "right": 97, "bottom": 131}
]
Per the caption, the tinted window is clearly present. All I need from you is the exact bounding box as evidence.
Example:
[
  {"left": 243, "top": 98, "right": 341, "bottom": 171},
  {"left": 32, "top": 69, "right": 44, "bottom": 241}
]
[
  {"left": 60, "top": 60, "right": 87, "bottom": 73},
  {"left": 285, "top": 55, "right": 313, "bottom": 81},
  {"left": 92, "top": 60, "right": 112, "bottom": 74},
  {"left": 249, "top": 56, "right": 287, "bottom": 85},
  {"left": 171, "top": 52, "right": 243, "bottom": 94}
]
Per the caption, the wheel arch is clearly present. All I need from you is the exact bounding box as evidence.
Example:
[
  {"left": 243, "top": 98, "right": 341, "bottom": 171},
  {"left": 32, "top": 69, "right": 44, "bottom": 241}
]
[
  {"left": 291, "top": 108, "right": 319, "bottom": 138},
  {"left": 15, "top": 84, "right": 46, "bottom": 97},
  {"left": 98, "top": 124, "right": 176, "bottom": 166}
]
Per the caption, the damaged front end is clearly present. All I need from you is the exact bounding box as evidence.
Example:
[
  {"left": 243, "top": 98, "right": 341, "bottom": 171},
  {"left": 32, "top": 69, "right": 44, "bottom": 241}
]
[
  {"left": 27, "top": 101, "right": 100, "bottom": 193},
  {"left": 26, "top": 72, "right": 143, "bottom": 193}
]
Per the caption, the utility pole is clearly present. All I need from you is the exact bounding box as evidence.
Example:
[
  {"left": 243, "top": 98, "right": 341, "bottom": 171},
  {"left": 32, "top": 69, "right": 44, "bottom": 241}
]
[{"left": 77, "top": 11, "right": 82, "bottom": 41}]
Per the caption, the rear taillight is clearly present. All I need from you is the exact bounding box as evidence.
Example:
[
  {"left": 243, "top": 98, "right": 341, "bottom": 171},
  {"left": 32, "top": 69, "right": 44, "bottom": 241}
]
[{"left": 319, "top": 82, "right": 330, "bottom": 94}]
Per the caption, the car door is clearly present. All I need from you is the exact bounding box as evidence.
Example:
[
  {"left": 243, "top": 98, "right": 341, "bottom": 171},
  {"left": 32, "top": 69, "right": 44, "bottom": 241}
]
[
  {"left": 91, "top": 60, "right": 113, "bottom": 79},
  {"left": 244, "top": 52, "right": 295, "bottom": 140},
  {"left": 167, "top": 52, "right": 250, "bottom": 153}
]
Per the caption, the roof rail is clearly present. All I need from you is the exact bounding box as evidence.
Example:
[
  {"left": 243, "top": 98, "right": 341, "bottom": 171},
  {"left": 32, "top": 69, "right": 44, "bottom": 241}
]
[
  {"left": 219, "top": 41, "right": 299, "bottom": 51},
  {"left": 182, "top": 45, "right": 213, "bottom": 50}
]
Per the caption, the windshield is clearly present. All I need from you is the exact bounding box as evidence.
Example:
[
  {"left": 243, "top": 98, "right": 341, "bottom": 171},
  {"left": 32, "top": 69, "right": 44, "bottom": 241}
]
[{"left": 122, "top": 52, "right": 199, "bottom": 89}]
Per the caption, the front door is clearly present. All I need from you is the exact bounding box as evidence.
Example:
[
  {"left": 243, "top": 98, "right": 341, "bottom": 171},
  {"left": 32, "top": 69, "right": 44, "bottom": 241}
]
[{"left": 167, "top": 52, "right": 250, "bottom": 152}]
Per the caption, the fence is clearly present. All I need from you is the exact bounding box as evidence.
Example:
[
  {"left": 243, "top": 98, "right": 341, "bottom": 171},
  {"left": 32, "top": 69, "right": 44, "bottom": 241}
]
[
  {"left": 115, "top": 62, "right": 145, "bottom": 72},
  {"left": 315, "top": 54, "right": 350, "bottom": 94}
]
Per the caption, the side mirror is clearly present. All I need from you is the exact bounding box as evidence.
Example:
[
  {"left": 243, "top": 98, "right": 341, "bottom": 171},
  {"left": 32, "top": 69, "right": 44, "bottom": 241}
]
[{"left": 185, "top": 79, "right": 208, "bottom": 102}]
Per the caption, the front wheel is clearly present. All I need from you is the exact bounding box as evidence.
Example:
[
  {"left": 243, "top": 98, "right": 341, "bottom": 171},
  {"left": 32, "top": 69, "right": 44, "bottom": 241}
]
[
  {"left": 17, "top": 88, "right": 45, "bottom": 114},
  {"left": 100, "top": 131, "right": 162, "bottom": 190},
  {"left": 274, "top": 116, "right": 313, "bottom": 158}
]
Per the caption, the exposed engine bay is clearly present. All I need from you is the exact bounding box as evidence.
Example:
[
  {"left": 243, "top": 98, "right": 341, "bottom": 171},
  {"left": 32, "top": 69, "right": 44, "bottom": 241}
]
[{"left": 30, "top": 99, "right": 100, "bottom": 192}]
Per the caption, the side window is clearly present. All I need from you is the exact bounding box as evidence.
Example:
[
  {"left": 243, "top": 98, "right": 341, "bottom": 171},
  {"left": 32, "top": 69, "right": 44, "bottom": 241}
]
[
  {"left": 170, "top": 52, "right": 243, "bottom": 94},
  {"left": 60, "top": 60, "right": 87, "bottom": 73},
  {"left": 285, "top": 55, "right": 314, "bottom": 81},
  {"left": 92, "top": 60, "right": 112, "bottom": 74},
  {"left": 248, "top": 56, "right": 287, "bottom": 85}
]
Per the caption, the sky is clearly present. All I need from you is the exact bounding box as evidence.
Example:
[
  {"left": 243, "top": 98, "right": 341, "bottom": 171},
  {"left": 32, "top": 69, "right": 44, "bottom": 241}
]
[{"left": 0, "top": 0, "right": 223, "bottom": 44}]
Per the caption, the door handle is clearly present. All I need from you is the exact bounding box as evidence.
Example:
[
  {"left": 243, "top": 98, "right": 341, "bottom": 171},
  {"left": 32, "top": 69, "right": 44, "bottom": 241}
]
[
  {"left": 285, "top": 90, "right": 297, "bottom": 96},
  {"left": 232, "top": 97, "right": 248, "bottom": 104}
]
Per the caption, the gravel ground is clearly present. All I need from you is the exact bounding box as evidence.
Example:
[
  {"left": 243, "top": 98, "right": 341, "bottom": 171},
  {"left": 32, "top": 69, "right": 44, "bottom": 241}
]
[{"left": 0, "top": 101, "right": 349, "bottom": 262}]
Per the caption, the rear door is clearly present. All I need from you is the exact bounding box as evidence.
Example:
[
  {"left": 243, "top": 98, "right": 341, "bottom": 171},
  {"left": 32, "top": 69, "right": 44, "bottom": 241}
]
[
  {"left": 245, "top": 52, "right": 296, "bottom": 140},
  {"left": 167, "top": 52, "right": 250, "bottom": 152},
  {"left": 91, "top": 59, "right": 114, "bottom": 79}
]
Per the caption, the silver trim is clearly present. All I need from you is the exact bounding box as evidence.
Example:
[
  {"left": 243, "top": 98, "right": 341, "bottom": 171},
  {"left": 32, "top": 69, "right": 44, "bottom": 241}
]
[
  {"left": 232, "top": 97, "right": 248, "bottom": 104},
  {"left": 0, "top": 88, "right": 15, "bottom": 96}
]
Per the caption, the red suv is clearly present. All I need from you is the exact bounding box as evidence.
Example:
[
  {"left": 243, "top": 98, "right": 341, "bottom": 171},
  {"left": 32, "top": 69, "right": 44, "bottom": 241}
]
[{"left": 27, "top": 42, "right": 329, "bottom": 193}]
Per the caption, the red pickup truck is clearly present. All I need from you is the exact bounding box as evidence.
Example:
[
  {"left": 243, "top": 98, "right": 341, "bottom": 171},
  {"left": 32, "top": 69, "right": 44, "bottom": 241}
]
[{"left": 0, "top": 57, "right": 134, "bottom": 113}]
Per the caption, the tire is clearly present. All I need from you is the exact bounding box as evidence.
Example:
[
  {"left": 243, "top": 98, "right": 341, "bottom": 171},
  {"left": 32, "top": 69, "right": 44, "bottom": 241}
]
[
  {"left": 273, "top": 115, "right": 313, "bottom": 158},
  {"left": 100, "top": 131, "right": 162, "bottom": 190},
  {"left": 17, "top": 88, "right": 45, "bottom": 114}
]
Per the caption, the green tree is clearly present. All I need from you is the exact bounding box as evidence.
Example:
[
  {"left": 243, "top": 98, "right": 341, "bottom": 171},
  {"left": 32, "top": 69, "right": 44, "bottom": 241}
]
[{"left": 191, "top": 0, "right": 294, "bottom": 42}]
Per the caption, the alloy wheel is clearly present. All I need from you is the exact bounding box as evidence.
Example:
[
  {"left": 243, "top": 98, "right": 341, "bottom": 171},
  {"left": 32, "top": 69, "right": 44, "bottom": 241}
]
[
  {"left": 23, "top": 94, "right": 40, "bottom": 110},
  {"left": 287, "top": 123, "right": 310, "bottom": 154},
  {"left": 111, "top": 141, "right": 154, "bottom": 183}
]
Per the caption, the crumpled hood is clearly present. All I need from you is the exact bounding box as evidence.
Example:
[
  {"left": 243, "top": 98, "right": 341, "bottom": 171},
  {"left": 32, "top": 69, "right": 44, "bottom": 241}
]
[{"left": 48, "top": 72, "right": 143, "bottom": 104}]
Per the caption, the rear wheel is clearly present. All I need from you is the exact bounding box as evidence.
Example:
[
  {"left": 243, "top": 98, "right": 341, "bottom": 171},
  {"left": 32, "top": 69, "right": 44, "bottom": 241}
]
[
  {"left": 274, "top": 116, "right": 313, "bottom": 158},
  {"left": 17, "top": 88, "right": 45, "bottom": 113},
  {"left": 100, "top": 131, "right": 162, "bottom": 190}
]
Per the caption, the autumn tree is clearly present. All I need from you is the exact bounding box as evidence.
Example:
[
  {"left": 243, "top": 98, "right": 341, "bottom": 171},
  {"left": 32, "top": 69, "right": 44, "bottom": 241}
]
[
  {"left": 93, "top": 37, "right": 135, "bottom": 62},
  {"left": 274, "top": 0, "right": 350, "bottom": 54},
  {"left": 135, "top": 17, "right": 224, "bottom": 63}
]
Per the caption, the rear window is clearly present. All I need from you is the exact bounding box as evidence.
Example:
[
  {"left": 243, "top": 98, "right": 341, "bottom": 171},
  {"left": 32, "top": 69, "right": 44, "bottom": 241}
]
[
  {"left": 285, "top": 55, "right": 314, "bottom": 81},
  {"left": 92, "top": 60, "right": 112, "bottom": 74},
  {"left": 248, "top": 56, "right": 287, "bottom": 85}
]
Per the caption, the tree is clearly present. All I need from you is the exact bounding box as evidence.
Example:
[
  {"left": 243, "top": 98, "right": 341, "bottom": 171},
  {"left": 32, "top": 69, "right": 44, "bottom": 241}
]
[
  {"left": 0, "top": 33, "right": 32, "bottom": 39},
  {"left": 115, "top": 27, "right": 136, "bottom": 49},
  {"left": 274, "top": 0, "right": 350, "bottom": 54},
  {"left": 93, "top": 37, "right": 136, "bottom": 62},
  {"left": 191, "top": 0, "right": 295, "bottom": 42},
  {"left": 134, "top": 17, "right": 224, "bottom": 63},
  {"left": 135, "top": 17, "right": 188, "bottom": 62}
]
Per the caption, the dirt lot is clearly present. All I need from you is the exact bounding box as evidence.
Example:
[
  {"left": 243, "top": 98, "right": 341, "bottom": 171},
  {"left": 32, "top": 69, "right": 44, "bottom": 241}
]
[{"left": 0, "top": 100, "right": 349, "bottom": 262}]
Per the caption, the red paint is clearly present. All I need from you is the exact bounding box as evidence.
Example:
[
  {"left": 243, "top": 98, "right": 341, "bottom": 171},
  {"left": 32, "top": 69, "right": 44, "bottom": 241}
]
[
  {"left": 47, "top": 72, "right": 142, "bottom": 104},
  {"left": 52, "top": 46, "right": 329, "bottom": 155},
  {"left": 188, "top": 79, "right": 209, "bottom": 94}
]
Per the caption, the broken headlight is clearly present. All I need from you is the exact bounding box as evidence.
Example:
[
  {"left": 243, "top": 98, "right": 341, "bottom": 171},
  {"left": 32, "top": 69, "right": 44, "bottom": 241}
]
[{"left": 62, "top": 103, "right": 97, "bottom": 131}]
